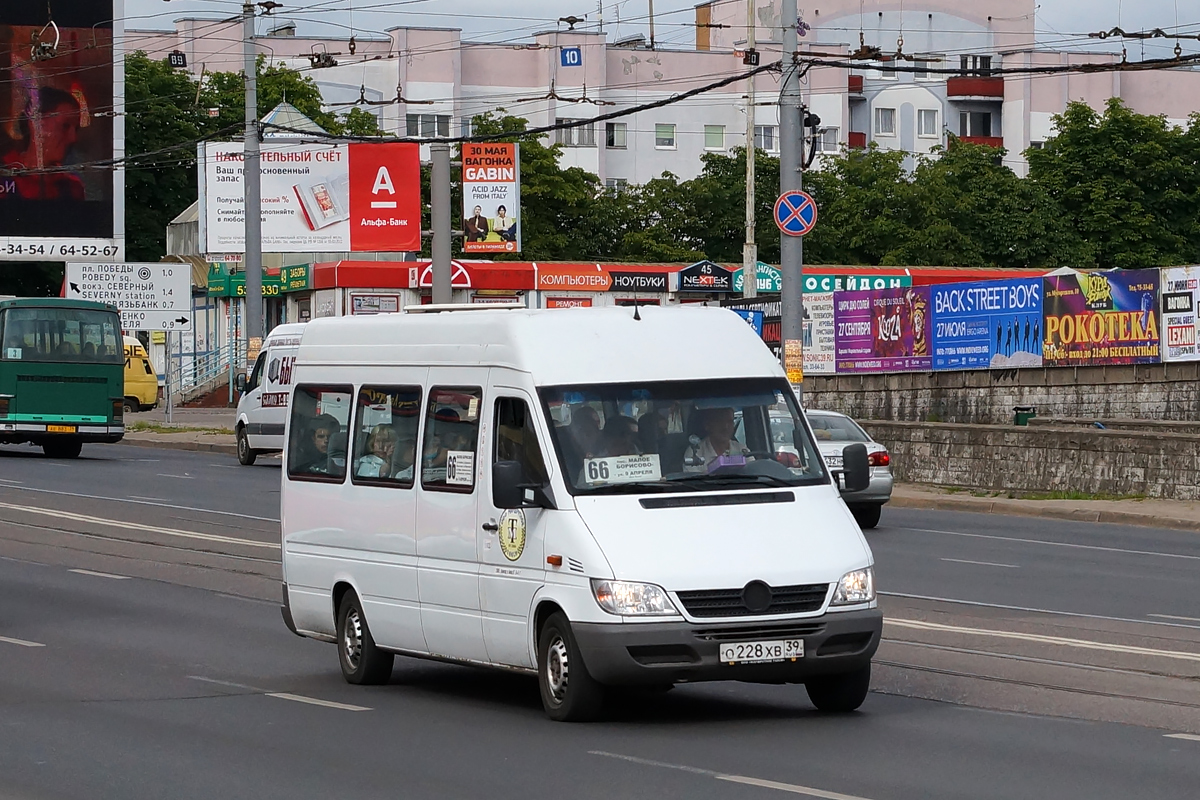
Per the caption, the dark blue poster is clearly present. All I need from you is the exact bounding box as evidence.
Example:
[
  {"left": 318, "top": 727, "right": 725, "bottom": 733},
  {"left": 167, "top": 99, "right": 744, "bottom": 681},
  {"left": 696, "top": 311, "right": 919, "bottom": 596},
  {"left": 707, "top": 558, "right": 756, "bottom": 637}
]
[{"left": 932, "top": 278, "right": 1043, "bottom": 370}]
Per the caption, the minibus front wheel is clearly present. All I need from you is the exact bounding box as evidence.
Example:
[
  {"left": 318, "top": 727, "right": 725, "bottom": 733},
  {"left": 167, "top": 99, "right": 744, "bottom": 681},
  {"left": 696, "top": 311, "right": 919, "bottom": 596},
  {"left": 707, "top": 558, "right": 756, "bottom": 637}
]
[
  {"left": 537, "top": 612, "right": 605, "bottom": 722},
  {"left": 805, "top": 663, "right": 871, "bottom": 712}
]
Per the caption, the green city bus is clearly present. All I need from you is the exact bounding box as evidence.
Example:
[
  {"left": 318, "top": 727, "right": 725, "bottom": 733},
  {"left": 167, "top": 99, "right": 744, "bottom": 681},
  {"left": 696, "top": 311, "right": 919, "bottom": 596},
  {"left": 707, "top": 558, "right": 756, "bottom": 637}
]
[{"left": 0, "top": 298, "right": 126, "bottom": 458}]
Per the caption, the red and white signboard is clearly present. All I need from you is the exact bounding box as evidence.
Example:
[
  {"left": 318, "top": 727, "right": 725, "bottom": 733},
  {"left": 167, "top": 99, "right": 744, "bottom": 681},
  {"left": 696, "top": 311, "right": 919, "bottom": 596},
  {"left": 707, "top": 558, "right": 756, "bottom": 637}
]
[{"left": 199, "top": 141, "right": 420, "bottom": 253}]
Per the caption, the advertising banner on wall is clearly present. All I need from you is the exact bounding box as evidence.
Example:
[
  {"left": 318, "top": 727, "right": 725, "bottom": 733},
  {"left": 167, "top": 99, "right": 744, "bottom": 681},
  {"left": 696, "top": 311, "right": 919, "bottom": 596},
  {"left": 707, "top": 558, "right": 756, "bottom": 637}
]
[
  {"left": 803, "top": 291, "right": 836, "bottom": 375},
  {"left": 805, "top": 273, "right": 912, "bottom": 292},
  {"left": 834, "top": 286, "right": 932, "bottom": 373},
  {"left": 1160, "top": 266, "right": 1200, "bottom": 362},
  {"left": 462, "top": 142, "right": 520, "bottom": 253},
  {"left": 1, "top": 0, "right": 124, "bottom": 260},
  {"left": 1042, "top": 269, "right": 1160, "bottom": 366},
  {"left": 198, "top": 140, "right": 420, "bottom": 253},
  {"left": 931, "top": 278, "right": 1043, "bottom": 370}
]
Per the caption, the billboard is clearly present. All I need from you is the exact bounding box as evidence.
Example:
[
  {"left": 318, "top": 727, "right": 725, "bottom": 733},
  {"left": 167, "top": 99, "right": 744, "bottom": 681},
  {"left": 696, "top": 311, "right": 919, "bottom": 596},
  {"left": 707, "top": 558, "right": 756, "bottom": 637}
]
[
  {"left": 834, "top": 286, "right": 932, "bottom": 373},
  {"left": 931, "top": 278, "right": 1043, "bottom": 370},
  {"left": 198, "top": 140, "right": 420, "bottom": 253},
  {"left": 803, "top": 291, "right": 835, "bottom": 375},
  {"left": 462, "top": 142, "right": 520, "bottom": 253},
  {"left": 1042, "top": 269, "right": 1160, "bottom": 366},
  {"left": 1, "top": 0, "right": 123, "bottom": 260},
  {"left": 1161, "top": 266, "right": 1200, "bottom": 363}
]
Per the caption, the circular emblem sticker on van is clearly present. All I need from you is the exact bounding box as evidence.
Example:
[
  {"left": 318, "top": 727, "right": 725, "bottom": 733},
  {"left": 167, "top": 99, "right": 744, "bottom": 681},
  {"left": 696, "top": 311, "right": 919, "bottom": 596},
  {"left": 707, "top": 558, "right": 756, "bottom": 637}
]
[{"left": 498, "top": 509, "right": 527, "bottom": 562}]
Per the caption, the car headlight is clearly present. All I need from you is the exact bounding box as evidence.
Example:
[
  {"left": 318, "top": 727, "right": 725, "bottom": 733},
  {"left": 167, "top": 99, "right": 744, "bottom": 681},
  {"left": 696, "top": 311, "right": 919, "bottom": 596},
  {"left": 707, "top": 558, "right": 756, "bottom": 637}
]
[
  {"left": 591, "top": 579, "right": 678, "bottom": 616},
  {"left": 831, "top": 567, "right": 875, "bottom": 606}
]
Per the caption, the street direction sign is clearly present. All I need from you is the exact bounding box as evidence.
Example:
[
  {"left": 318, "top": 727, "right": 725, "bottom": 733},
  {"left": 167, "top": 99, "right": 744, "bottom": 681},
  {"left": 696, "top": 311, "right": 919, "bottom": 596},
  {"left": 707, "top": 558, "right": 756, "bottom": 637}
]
[
  {"left": 774, "top": 190, "right": 818, "bottom": 236},
  {"left": 66, "top": 262, "right": 192, "bottom": 332}
]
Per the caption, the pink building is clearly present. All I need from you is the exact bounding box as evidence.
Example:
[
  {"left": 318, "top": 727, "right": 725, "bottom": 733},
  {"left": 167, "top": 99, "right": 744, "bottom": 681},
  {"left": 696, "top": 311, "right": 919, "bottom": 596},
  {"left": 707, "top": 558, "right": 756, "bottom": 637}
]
[{"left": 129, "top": 2, "right": 1200, "bottom": 180}]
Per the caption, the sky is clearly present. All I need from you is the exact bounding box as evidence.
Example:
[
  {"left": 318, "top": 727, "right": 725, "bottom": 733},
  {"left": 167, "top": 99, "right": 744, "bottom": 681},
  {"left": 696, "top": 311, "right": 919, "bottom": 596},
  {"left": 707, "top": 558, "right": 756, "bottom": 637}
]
[{"left": 122, "top": 0, "right": 1200, "bottom": 58}]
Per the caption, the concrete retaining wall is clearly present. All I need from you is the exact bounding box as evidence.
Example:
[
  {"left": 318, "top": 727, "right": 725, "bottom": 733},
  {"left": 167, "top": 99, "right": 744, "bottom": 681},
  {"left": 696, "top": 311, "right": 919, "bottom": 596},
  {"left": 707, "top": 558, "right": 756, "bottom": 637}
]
[
  {"left": 806, "top": 362, "right": 1200, "bottom": 425},
  {"left": 859, "top": 420, "right": 1200, "bottom": 501}
]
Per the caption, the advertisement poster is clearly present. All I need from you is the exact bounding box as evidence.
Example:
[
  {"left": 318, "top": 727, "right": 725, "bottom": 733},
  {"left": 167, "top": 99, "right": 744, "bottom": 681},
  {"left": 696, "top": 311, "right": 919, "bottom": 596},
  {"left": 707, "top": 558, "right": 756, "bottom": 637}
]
[
  {"left": 1, "top": 0, "right": 123, "bottom": 260},
  {"left": 1161, "top": 266, "right": 1200, "bottom": 363},
  {"left": 803, "top": 291, "right": 835, "bottom": 375},
  {"left": 462, "top": 142, "right": 520, "bottom": 253},
  {"left": 931, "top": 278, "right": 1043, "bottom": 370},
  {"left": 678, "top": 260, "right": 734, "bottom": 292},
  {"left": 1042, "top": 269, "right": 1160, "bottom": 366},
  {"left": 834, "top": 286, "right": 932, "bottom": 373},
  {"left": 199, "top": 141, "right": 420, "bottom": 253}
]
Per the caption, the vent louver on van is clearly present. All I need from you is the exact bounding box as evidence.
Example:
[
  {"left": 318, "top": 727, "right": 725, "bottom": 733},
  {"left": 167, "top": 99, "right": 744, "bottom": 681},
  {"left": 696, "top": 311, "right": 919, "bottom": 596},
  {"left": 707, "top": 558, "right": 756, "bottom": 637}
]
[{"left": 567, "top": 557, "right": 584, "bottom": 573}]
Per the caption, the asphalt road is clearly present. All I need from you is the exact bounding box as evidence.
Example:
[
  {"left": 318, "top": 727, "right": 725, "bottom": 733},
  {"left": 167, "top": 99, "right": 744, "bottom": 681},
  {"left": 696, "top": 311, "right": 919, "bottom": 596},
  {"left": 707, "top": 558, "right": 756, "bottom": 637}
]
[{"left": 1, "top": 443, "right": 1199, "bottom": 799}]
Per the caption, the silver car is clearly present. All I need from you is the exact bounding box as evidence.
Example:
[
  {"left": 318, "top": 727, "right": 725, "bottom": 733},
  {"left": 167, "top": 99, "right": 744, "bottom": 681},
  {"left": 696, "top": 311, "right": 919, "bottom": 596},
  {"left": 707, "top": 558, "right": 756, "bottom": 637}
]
[{"left": 807, "top": 410, "right": 893, "bottom": 529}]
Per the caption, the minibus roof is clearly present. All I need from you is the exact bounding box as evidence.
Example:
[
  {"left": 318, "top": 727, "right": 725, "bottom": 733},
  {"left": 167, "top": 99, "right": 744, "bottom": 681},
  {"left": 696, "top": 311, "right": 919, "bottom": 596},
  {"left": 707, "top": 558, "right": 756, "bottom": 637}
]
[{"left": 296, "top": 305, "right": 785, "bottom": 386}]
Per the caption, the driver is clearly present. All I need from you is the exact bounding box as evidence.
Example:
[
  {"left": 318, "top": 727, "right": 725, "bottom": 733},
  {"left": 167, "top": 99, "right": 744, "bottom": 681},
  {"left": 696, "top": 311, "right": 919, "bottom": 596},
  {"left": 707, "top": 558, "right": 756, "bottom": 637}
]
[{"left": 683, "top": 407, "right": 751, "bottom": 473}]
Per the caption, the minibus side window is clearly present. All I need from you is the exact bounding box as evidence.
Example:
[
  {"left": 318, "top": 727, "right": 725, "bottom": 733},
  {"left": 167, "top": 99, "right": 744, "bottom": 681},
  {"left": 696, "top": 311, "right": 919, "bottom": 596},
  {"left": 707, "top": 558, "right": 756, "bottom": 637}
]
[
  {"left": 351, "top": 385, "right": 422, "bottom": 488},
  {"left": 287, "top": 384, "right": 352, "bottom": 482},
  {"left": 420, "top": 386, "right": 483, "bottom": 492},
  {"left": 494, "top": 397, "right": 549, "bottom": 486}
]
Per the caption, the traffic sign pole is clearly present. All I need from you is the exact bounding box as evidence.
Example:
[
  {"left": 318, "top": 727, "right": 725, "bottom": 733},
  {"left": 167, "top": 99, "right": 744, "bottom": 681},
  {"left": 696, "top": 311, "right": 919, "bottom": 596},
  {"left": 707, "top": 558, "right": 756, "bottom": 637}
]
[{"left": 779, "top": 0, "right": 805, "bottom": 401}]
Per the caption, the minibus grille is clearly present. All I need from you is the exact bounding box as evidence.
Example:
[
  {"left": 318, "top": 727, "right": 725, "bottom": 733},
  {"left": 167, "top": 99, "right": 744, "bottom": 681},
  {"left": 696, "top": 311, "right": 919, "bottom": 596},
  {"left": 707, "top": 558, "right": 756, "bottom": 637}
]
[{"left": 676, "top": 583, "right": 829, "bottom": 618}]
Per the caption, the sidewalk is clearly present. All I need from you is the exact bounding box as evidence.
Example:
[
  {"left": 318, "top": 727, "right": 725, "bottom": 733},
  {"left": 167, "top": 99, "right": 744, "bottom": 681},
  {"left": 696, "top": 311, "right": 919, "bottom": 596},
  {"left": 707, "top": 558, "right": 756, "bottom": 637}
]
[
  {"left": 122, "top": 407, "right": 238, "bottom": 455},
  {"left": 890, "top": 483, "right": 1200, "bottom": 533}
]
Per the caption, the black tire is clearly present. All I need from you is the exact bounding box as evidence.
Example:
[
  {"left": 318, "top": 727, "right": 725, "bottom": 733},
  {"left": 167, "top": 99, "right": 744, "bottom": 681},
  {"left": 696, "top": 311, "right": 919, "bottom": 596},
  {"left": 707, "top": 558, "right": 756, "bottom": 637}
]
[
  {"left": 336, "top": 592, "right": 393, "bottom": 685},
  {"left": 42, "top": 439, "right": 83, "bottom": 459},
  {"left": 537, "top": 612, "right": 605, "bottom": 722},
  {"left": 851, "top": 504, "right": 882, "bottom": 529},
  {"left": 806, "top": 664, "right": 871, "bottom": 712},
  {"left": 236, "top": 426, "right": 257, "bottom": 466},
  {"left": 122, "top": 398, "right": 138, "bottom": 414}
]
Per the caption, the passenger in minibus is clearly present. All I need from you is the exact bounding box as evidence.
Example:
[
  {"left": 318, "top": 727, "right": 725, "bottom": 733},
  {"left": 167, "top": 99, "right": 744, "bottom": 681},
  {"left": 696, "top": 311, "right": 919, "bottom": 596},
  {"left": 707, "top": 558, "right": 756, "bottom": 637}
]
[
  {"left": 683, "top": 406, "right": 751, "bottom": 472},
  {"left": 355, "top": 424, "right": 398, "bottom": 478},
  {"left": 601, "top": 415, "right": 642, "bottom": 457},
  {"left": 390, "top": 437, "right": 417, "bottom": 480},
  {"left": 297, "top": 414, "right": 340, "bottom": 474}
]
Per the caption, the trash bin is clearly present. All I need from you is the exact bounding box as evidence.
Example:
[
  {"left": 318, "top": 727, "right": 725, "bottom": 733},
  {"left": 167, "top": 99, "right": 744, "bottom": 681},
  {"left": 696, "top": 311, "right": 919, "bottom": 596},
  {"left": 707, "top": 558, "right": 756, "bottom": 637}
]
[{"left": 1013, "top": 406, "right": 1037, "bottom": 426}]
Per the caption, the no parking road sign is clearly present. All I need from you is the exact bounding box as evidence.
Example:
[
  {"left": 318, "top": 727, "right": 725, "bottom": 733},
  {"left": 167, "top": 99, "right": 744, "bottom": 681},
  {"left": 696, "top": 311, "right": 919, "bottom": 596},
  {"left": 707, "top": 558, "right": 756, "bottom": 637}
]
[{"left": 774, "top": 190, "right": 817, "bottom": 237}]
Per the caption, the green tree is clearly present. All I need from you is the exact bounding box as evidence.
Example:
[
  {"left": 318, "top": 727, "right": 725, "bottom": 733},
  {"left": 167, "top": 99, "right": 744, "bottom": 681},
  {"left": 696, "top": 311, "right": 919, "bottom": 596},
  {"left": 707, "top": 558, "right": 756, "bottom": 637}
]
[
  {"left": 682, "top": 147, "right": 781, "bottom": 264},
  {"left": 1027, "top": 99, "right": 1199, "bottom": 268},
  {"left": 204, "top": 56, "right": 344, "bottom": 135}
]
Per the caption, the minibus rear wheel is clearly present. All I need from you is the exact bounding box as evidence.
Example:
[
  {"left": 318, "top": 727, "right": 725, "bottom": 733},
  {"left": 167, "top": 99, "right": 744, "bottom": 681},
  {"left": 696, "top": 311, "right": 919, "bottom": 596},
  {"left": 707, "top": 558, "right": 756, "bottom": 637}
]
[
  {"left": 537, "top": 612, "right": 605, "bottom": 722},
  {"left": 805, "top": 663, "right": 871, "bottom": 712},
  {"left": 336, "top": 592, "right": 394, "bottom": 685}
]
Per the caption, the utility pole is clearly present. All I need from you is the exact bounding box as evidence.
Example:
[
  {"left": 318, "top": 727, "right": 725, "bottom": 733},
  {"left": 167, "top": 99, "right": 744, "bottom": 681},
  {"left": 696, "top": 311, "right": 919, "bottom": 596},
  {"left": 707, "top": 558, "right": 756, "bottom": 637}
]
[
  {"left": 778, "top": 0, "right": 805, "bottom": 401},
  {"left": 430, "top": 142, "right": 452, "bottom": 304},
  {"left": 648, "top": 0, "right": 656, "bottom": 49},
  {"left": 742, "top": 0, "right": 757, "bottom": 299},
  {"left": 242, "top": 2, "right": 263, "bottom": 353}
]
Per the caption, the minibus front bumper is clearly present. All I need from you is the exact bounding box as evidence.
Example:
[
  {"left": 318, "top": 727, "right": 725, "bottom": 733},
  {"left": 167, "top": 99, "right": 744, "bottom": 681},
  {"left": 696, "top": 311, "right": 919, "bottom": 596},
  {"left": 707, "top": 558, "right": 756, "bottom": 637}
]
[{"left": 571, "top": 608, "right": 883, "bottom": 685}]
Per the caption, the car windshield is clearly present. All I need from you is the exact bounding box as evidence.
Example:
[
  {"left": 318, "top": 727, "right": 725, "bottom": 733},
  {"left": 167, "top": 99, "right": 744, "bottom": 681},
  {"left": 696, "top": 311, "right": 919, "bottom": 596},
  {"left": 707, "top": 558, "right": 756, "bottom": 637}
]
[
  {"left": 539, "top": 378, "right": 828, "bottom": 495},
  {"left": 808, "top": 414, "right": 871, "bottom": 443},
  {"left": 1, "top": 308, "right": 122, "bottom": 364}
]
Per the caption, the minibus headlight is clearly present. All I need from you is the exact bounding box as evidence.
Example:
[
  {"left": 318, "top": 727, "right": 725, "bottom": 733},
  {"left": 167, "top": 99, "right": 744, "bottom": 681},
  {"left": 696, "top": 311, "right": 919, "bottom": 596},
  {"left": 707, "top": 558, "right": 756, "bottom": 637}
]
[
  {"left": 831, "top": 567, "right": 875, "bottom": 606},
  {"left": 591, "top": 580, "right": 678, "bottom": 616}
]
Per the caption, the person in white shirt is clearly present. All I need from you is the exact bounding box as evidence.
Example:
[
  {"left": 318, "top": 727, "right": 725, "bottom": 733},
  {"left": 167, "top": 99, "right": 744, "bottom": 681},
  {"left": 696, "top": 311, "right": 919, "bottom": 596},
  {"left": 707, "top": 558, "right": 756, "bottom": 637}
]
[
  {"left": 493, "top": 205, "right": 516, "bottom": 242},
  {"left": 683, "top": 407, "right": 750, "bottom": 473},
  {"left": 355, "top": 424, "right": 397, "bottom": 478}
]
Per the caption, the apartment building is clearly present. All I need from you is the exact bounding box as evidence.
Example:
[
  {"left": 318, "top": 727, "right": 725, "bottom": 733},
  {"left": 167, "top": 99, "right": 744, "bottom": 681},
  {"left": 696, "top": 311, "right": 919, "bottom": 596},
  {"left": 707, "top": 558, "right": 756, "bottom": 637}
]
[{"left": 129, "top": 0, "right": 1200, "bottom": 181}]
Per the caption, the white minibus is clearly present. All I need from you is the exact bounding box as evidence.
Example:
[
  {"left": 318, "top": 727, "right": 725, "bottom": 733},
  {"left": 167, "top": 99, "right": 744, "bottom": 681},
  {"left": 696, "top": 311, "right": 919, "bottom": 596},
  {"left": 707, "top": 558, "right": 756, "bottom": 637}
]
[
  {"left": 235, "top": 323, "right": 305, "bottom": 465},
  {"left": 280, "top": 305, "right": 880, "bottom": 721}
]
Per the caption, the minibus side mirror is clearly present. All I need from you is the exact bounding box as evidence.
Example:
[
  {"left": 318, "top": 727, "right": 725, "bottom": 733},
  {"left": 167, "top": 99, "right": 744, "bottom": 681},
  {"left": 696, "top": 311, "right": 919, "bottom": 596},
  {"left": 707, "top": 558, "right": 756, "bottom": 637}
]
[
  {"left": 493, "top": 460, "right": 555, "bottom": 510},
  {"left": 234, "top": 373, "right": 247, "bottom": 394},
  {"left": 841, "top": 443, "right": 870, "bottom": 493}
]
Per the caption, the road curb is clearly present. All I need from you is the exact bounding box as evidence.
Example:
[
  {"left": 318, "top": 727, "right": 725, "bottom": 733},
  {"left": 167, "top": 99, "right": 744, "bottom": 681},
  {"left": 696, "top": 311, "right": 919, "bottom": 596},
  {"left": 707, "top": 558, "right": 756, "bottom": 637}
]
[
  {"left": 119, "top": 437, "right": 238, "bottom": 456},
  {"left": 889, "top": 494, "right": 1200, "bottom": 533}
]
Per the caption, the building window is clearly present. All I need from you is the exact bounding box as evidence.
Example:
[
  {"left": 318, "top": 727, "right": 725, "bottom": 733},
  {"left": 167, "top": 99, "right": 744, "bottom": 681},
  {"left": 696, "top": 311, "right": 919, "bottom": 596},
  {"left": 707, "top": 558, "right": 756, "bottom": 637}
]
[
  {"left": 817, "top": 127, "right": 839, "bottom": 153},
  {"left": 605, "top": 177, "right": 629, "bottom": 190},
  {"left": 605, "top": 122, "right": 627, "bottom": 149},
  {"left": 959, "top": 55, "right": 994, "bottom": 76},
  {"left": 459, "top": 118, "right": 472, "bottom": 138},
  {"left": 917, "top": 109, "right": 940, "bottom": 138},
  {"left": 914, "top": 55, "right": 942, "bottom": 80},
  {"left": 655, "top": 123, "right": 676, "bottom": 149},
  {"left": 874, "top": 107, "right": 896, "bottom": 136},
  {"left": 406, "top": 114, "right": 450, "bottom": 139},
  {"left": 556, "top": 119, "right": 596, "bottom": 147},
  {"left": 704, "top": 124, "right": 726, "bottom": 150},
  {"left": 959, "top": 111, "right": 993, "bottom": 137},
  {"left": 1029, "top": 141, "right": 1045, "bottom": 150},
  {"left": 754, "top": 125, "right": 777, "bottom": 151},
  {"left": 877, "top": 57, "right": 897, "bottom": 80}
]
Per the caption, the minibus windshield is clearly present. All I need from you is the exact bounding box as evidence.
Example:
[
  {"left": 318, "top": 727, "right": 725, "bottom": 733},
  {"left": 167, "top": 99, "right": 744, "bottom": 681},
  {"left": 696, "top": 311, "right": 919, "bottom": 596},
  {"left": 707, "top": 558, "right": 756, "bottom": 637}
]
[{"left": 540, "top": 378, "right": 828, "bottom": 495}]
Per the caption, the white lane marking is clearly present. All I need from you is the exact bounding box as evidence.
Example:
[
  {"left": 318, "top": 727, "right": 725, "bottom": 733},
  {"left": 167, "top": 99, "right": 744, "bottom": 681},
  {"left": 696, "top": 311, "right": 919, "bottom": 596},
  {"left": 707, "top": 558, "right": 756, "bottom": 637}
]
[
  {"left": 7, "top": 485, "right": 279, "bottom": 522},
  {"left": 0, "top": 501, "right": 279, "bottom": 550},
  {"left": 1148, "top": 614, "right": 1200, "bottom": 623},
  {"left": 69, "top": 568, "right": 132, "bottom": 580},
  {"left": 887, "top": 619, "right": 1200, "bottom": 663},
  {"left": 590, "top": 752, "right": 873, "bottom": 800},
  {"left": 1165, "top": 733, "right": 1200, "bottom": 742},
  {"left": 0, "top": 478, "right": 23, "bottom": 484},
  {"left": 128, "top": 495, "right": 171, "bottom": 502},
  {"left": 266, "top": 693, "right": 371, "bottom": 712},
  {"left": 940, "top": 557, "right": 1019, "bottom": 569},
  {"left": 881, "top": 591, "right": 1200, "bottom": 632},
  {"left": 896, "top": 526, "right": 1200, "bottom": 562},
  {"left": 188, "top": 676, "right": 261, "bottom": 691},
  {"left": 0, "top": 635, "right": 45, "bottom": 648},
  {"left": 155, "top": 473, "right": 195, "bottom": 480}
]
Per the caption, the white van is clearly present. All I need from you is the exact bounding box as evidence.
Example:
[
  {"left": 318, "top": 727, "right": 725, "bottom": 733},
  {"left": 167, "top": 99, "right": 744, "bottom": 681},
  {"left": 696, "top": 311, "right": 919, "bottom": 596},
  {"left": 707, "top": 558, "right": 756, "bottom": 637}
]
[
  {"left": 279, "top": 306, "right": 880, "bottom": 721},
  {"left": 235, "top": 323, "right": 305, "bottom": 465}
]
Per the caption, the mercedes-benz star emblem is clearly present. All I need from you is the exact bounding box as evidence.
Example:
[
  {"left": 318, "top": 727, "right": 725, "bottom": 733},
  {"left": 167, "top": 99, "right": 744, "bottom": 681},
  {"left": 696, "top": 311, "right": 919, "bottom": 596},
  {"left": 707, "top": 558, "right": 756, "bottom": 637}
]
[{"left": 742, "top": 580, "right": 773, "bottom": 613}]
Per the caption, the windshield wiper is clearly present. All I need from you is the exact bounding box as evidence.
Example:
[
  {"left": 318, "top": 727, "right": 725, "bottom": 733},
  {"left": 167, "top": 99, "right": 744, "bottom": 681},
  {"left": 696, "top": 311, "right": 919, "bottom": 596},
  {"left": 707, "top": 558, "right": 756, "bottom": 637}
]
[
  {"left": 577, "top": 481, "right": 676, "bottom": 495},
  {"left": 666, "top": 473, "right": 797, "bottom": 488}
]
